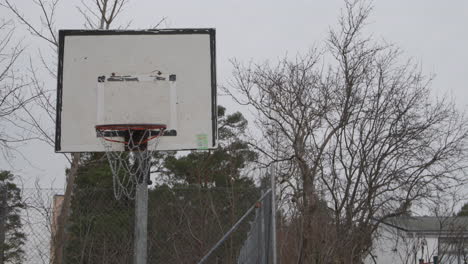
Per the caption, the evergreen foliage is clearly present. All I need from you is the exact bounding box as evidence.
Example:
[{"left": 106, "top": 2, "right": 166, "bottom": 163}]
[
  {"left": 457, "top": 203, "right": 468, "bottom": 217},
  {"left": 64, "top": 154, "right": 134, "bottom": 264},
  {"left": 0, "top": 171, "right": 25, "bottom": 264},
  {"left": 163, "top": 105, "right": 257, "bottom": 187}
]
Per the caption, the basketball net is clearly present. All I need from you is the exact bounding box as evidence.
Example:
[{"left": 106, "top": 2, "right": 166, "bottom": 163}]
[{"left": 96, "top": 125, "right": 165, "bottom": 200}]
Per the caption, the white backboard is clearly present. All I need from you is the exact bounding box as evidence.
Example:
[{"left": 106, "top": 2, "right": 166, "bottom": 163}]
[{"left": 55, "top": 29, "right": 217, "bottom": 152}]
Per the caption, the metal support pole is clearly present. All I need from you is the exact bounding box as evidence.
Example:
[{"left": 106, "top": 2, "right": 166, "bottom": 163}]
[
  {"left": 134, "top": 182, "right": 148, "bottom": 264},
  {"left": 258, "top": 190, "right": 265, "bottom": 263},
  {"left": 0, "top": 184, "right": 6, "bottom": 264},
  {"left": 271, "top": 168, "right": 277, "bottom": 264},
  {"left": 134, "top": 153, "right": 148, "bottom": 264}
]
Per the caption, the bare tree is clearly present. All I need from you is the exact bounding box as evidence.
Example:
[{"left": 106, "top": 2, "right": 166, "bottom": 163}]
[
  {"left": 1, "top": 1, "right": 130, "bottom": 263},
  {"left": 226, "top": 1, "right": 468, "bottom": 263},
  {"left": 19, "top": 184, "right": 63, "bottom": 264},
  {"left": 0, "top": 0, "right": 131, "bottom": 151},
  {"left": 0, "top": 20, "right": 35, "bottom": 159},
  {"left": 77, "top": 0, "right": 129, "bottom": 30}
]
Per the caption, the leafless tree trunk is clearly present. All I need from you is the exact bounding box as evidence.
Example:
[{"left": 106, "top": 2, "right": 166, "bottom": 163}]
[{"left": 226, "top": 0, "right": 468, "bottom": 263}]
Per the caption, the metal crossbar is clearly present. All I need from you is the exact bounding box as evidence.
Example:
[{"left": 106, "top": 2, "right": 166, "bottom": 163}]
[{"left": 197, "top": 189, "right": 272, "bottom": 264}]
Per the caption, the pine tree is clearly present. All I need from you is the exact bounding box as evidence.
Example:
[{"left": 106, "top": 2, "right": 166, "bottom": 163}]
[
  {"left": 457, "top": 203, "right": 468, "bottom": 217},
  {"left": 63, "top": 154, "right": 134, "bottom": 264},
  {"left": 0, "top": 171, "right": 25, "bottom": 264},
  {"left": 162, "top": 105, "right": 257, "bottom": 187}
]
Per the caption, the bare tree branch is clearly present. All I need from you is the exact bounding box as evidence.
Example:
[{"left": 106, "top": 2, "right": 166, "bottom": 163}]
[{"left": 227, "top": 0, "right": 468, "bottom": 262}]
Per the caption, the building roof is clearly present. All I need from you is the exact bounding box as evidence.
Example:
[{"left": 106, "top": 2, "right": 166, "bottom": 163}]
[{"left": 382, "top": 216, "right": 468, "bottom": 235}]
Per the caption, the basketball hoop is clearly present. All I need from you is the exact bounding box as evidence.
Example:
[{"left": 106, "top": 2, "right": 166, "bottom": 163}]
[{"left": 96, "top": 124, "right": 166, "bottom": 199}]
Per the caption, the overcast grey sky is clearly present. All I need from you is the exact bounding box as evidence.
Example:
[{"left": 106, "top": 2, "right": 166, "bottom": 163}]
[{"left": 0, "top": 0, "right": 467, "bottom": 188}]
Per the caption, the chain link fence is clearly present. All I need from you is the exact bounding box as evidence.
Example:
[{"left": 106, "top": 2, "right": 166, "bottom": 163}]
[
  {"left": 237, "top": 189, "right": 273, "bottom": 264},
  {"left": 2, "top": 185, "right": 282, "bottom": 264},
  {"left": 26, "top": 189, "right": 65, "bottom": 264}
]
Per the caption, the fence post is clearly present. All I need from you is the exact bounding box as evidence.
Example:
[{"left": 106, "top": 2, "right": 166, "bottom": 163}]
[
  {"left": 0, "top": 184, "right": 7, "bottom": 264},
  {"left": 270, "top": 168, "right": 277, "bottom": 264},
  {"left": 258, "top": 190, "right": 265, "bottom": 263}
]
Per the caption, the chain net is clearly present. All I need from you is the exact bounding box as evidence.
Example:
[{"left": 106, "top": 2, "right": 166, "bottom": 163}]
[{"left": 96, "top": 126, "right": 164, "bottom": 200}]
